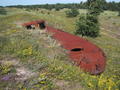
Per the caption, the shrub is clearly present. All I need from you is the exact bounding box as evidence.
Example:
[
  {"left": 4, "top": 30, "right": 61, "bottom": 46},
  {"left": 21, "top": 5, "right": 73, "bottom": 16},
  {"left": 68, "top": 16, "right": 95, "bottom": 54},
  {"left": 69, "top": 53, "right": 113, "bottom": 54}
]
[
  {"left": 55, "top": 7, "right": 60, "bottom": 11},
  {"left": 66, "top": 9, "right": 79, "bottom": 17},
  {"left": 25, "top": 8, "right": 31, "bottom": 12},
  {"left": 75, "top": 14, "right": 99, "bottom": 37},
  {"left": 118, "top": 11, "right": 120, "bottom": 16},
  {"left": 0, "top": 8, "right": 7, "bottom": 15}
]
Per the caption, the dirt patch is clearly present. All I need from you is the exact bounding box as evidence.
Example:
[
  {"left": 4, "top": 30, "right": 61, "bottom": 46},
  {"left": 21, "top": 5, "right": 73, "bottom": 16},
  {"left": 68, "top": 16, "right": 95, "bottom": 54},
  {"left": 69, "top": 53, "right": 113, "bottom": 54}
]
[
  {"left": 0, "top": 57, "right": 37, "bottom": 81},
  {"left": 15, "top": 67, "right": 35, "bottom": 81},
  {"left": 53, "top": 79, "right": 83, "bottom": 90}
]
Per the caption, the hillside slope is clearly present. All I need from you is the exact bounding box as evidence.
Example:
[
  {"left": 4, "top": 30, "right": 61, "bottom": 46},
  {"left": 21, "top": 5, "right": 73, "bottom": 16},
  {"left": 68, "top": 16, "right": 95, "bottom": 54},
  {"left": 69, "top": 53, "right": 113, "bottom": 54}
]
[{"left": 0, "top": 8, "right": 120, "bottom": 90}]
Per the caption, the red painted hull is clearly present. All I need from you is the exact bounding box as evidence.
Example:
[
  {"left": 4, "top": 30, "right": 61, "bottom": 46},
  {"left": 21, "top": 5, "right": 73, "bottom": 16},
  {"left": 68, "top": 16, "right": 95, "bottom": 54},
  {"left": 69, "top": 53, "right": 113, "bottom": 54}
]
[
  {"left": 46, "top": 26, "right": 106, "bottom": 75},
  {"left": 22, "top": 20, "right": 45, "bottom": 27},
  {"left": 22, "top": 20, "right": 106, "bottom": 75}
]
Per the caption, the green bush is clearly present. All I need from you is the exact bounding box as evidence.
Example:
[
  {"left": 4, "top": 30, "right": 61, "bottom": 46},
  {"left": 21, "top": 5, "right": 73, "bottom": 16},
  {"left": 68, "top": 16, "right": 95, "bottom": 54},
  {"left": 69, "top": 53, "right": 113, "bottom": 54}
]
[
  {"left": 55, "top": 7, "right": 60, "bottom": 11},
  {"left": 0, "top": 8, "right": 7, "bottom": 15},
  {"left": 118, "top": 11, "right": 120, "bottom": 16},
  {"left": 75, "top": 14, "right": 99, "bottom": 37},
  {"left": 65, "top": 9, "right": 79, "bottom": 17}
]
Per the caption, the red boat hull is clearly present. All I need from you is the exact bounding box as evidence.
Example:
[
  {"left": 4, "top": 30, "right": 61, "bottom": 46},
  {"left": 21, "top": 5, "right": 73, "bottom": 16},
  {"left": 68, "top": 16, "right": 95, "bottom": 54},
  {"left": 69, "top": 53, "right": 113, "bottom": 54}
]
[
  {"left": 46, "top": 26, "right": 106, "bottom": 75},
  {"left": 22, "top": 20, "right": 106, "bottom": 75}
]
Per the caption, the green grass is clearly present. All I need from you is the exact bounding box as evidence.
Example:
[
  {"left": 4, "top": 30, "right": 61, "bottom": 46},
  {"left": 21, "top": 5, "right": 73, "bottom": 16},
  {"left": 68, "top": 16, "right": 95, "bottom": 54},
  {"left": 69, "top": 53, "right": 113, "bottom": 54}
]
[{"left": 0, "top": 8, "right": 120, "bottom": 90}]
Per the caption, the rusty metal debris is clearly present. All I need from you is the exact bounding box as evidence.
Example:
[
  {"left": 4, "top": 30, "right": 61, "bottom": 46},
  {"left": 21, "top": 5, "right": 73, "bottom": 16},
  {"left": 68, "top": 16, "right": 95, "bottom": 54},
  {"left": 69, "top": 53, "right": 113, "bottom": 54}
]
[{"left": 22, "top": 20, "right": 106, "bottom": 75}]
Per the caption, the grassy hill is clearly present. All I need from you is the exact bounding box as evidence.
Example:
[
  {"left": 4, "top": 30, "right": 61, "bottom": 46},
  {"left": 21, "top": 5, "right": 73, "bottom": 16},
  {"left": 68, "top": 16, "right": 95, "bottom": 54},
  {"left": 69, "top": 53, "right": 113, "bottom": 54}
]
[{"left": 0, "top": 8, "right": 120, "bottom": 90}]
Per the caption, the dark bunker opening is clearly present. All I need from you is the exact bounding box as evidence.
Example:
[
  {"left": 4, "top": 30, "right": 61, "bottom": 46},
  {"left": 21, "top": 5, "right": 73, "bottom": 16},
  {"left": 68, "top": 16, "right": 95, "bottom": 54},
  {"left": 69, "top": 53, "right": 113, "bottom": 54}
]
[
  {"left": 71, "top": 48, "right": 84, "bottom": 52},
  {"left": 26, "top": 25, "right": 32, "bottom": 29},
  {"left": 38, "top": 22, "right": 46, "bottom": 29}
]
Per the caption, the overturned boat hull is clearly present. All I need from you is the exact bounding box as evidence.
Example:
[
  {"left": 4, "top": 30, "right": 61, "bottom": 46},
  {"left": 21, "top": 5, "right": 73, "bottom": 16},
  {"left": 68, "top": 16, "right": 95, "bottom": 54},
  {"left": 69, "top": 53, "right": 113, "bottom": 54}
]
[
  {"left": 46, "top": 26, "right": 106, "bottom": 75},
  {"left": 22, "top": 20, "right": 106, "bottom": 75}
]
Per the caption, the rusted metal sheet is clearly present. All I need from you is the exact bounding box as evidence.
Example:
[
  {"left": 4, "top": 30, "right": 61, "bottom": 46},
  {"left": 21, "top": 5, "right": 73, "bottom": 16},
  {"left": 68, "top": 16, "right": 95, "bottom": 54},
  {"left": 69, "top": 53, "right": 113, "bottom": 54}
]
[
  {"left": 46, "top": 26, "right": 106, "bottom": 75},
  {"left": 22, "top": 20, "right": 106, "bottom": 75}
]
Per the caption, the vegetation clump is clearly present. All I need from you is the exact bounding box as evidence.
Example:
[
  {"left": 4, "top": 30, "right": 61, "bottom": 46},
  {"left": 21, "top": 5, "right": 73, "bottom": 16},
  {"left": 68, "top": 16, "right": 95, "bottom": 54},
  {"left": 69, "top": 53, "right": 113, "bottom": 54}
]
[
  {"left": 75, "top": 14, "right": 99, "bottom": 37},
  {"left": 0, "top": 8, "right": 7, "bottom": 15},
  {"left": 87, "top": 0, "right": 106, "bottom": 15},
  {"left": 66, "top": 8, "right": 79, "bottom": 17},
  {"left": 118, "top": 11, "right": 120, "bottom": 16},
  {"left": 75, "top": 0, "right": 105, "bottom": 37}
]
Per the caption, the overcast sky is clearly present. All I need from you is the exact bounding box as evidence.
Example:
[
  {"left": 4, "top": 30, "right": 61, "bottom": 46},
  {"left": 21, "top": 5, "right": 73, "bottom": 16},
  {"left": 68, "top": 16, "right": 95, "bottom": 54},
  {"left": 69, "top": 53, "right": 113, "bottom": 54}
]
[{"left": 0, "top": 0, "right": 119, "bottom": 6}]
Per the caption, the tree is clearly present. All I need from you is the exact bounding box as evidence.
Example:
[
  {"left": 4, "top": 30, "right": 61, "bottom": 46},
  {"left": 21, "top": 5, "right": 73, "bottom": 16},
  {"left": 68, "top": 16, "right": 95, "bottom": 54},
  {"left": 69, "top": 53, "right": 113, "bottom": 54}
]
[
  {"left": 87, "top": 0, "right": 106, "bottom": 15},
  {"left": 75, "top": 14, "right": 99, "bottom": 37},
  {"left": 66, "top": 8, "right": 79, "bottom": 17},
  {"left": 6, "top": 2, "right": 120, "bottom": 12},
  {"left": 75, "top": 0, "right": 106, "bottom": 37}
]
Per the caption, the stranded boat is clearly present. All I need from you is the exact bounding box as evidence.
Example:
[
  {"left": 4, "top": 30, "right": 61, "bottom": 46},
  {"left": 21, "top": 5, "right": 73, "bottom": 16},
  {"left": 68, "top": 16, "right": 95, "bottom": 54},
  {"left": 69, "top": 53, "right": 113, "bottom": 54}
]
[{"left": 22, "top": 20, "right": 106, "bottom": 75}]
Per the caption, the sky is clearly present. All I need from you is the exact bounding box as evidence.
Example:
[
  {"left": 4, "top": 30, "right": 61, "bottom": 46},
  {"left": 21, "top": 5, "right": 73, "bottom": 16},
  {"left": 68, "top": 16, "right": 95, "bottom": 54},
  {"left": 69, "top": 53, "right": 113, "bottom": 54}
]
[{"left": 0, "top": 0, "right": 119, "bottom": 6}]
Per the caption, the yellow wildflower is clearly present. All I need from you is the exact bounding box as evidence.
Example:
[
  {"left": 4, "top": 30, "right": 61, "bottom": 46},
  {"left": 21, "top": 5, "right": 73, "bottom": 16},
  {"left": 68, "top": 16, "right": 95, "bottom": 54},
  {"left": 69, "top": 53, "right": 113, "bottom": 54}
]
[
  {"left": 88, "top": 82, "right": 94, "bottom": 88},
  {"left": 6, "top": 30, "right": 17, "bottom": 35},
  {"left": 22, "top": 46, "right": 33, "bottom": 56}
]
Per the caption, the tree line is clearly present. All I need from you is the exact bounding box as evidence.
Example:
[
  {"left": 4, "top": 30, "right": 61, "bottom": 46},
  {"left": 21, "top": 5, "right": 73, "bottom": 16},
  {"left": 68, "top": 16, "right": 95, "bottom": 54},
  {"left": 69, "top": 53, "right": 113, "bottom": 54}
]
[{"left": 6, "top": 1, "right": 120, "bottom": 12}]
